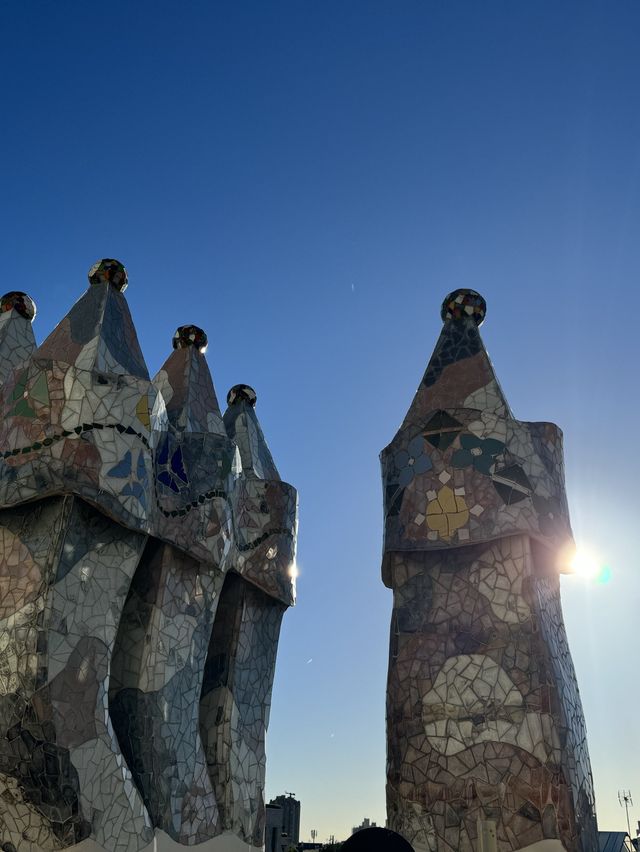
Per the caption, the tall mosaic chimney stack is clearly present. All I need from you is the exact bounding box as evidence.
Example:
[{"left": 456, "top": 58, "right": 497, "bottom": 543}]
[
  {"left": 0, "top": 261, "right": 297, "bottom": 852},
  {"left": 199, "top": 384, "right": 297, "bottom": 847},
  {"left": 381, "top": 290, "right": 597, "bottom": 852}
]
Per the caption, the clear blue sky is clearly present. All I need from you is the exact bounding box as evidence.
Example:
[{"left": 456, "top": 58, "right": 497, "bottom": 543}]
[{"left": 2, "top": 1, "right": 639, "bottom": 843}]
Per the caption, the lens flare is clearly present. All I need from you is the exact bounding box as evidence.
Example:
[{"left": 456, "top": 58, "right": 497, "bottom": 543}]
[{"left": 596, "top": 564, "right": 612, "bottom": 585}]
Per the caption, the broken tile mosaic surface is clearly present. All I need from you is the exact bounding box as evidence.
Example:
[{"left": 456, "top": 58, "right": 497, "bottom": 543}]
[
  {"left": 200, "top": 573, "right": 286, "bottom": 847},
  {"left": 108, "top": 337, "right": 230, "bottom": 845},
  {"left": 223, "top": 386, "right": 297, "bottom": 607},
  {"left": 382, "top": 290, "right": 598, "bottom": 852},
  {"left": 0, "top": 261, "right": 297, "bottom": 852}
]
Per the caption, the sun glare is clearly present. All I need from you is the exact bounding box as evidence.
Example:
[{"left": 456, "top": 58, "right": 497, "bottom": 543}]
[
  {"left": 566, "top": 545, "right": 612, "bottom": 585},
  {"left": 569, "top": 547, "right": 599, "bottom": 579},
  {"left": 288, "top": 561, "right": 300, "bottom": 580}
]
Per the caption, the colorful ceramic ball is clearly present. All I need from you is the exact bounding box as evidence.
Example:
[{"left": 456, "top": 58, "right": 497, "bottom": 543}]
[
  {"left": 0, "top": 291, "right": 36, "bottom": 321},
  {"left": 227, "top": 384, "right": 257, "bottom": 407},
  {"left": 441, "top": 288, "right": 486, "bottom": 325},
  {"left": 88, "top": 258, "right": 128, "bottom": 292}
]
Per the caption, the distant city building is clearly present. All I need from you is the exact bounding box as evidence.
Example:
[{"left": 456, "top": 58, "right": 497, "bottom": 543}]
[
  {"left": 352, "top": 818, "right": 377, "bottom": 835},
  {"left": 265, "top": 804, "right": 287, "bottom": 852},
  {"left": 598, "top": 832, "right": 635, "bottom": 852},
  {"left": 269, "top": 793, "right": 301, "bottom": 847}
]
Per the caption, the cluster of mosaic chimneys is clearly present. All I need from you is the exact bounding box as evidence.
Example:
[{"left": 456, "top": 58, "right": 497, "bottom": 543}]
[{"left": 0, "top": 262, "right": 597, "bottom": 852}]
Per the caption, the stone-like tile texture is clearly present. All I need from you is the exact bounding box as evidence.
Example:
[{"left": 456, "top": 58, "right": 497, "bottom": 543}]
[
  {"left": 200, "top": 573, "right": 285, "bottom": 847},
  {"left": 0, "top": 260, "right": 297, "bottom": 851},
  {"left": 382, "top": 290, "right": 597, "bottom": 852}
]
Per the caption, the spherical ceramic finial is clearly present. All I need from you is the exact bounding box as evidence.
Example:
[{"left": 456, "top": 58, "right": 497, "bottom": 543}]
[
  {"left": 88, "top": 258, "right": 128, "bottom": 292},
  {"left": 441, "top": 289, "right": 486, "bottom": 326},
  {"left": 227, "top": 384, "right": 257, "bottom": 407},
  {"left": 0, "top": 291, "right": 36, "bottom": 321},
  {"left": 172, "top": 325, "right": 208, "bottom": 353}
]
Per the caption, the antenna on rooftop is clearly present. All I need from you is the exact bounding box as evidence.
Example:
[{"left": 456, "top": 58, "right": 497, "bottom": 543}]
[{"left": 619, "top": 790, "right": 633, "bottom": 837}]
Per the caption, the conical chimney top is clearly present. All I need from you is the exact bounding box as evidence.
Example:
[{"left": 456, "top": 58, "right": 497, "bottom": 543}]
[
  {"left": 394, "top": 288, "right": 509, "bottom": 437},
  {"left": 36, "top": 259, "right": 149, "bottom": 379},
  {"left": 224, "top": 384, "right": 279, "bottom": 480},
  {"left": 0, "top": 291, "right": 37, "bottom": 385},
  {"left": 153, "top": 325, "right": 223, "bottom": 434}
]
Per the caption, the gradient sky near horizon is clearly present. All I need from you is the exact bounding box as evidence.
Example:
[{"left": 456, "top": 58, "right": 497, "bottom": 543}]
[{"left": 1, "top": 1, "right": 639, "bottom": 844}]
